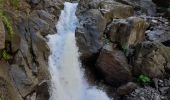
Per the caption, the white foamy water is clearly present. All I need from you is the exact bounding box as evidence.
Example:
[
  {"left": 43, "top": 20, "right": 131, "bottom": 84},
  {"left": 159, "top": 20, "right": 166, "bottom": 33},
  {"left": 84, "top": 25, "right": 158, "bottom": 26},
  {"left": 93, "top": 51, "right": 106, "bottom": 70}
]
[{"left": 47, "top": 2, "right": 110, "bottom": 100}]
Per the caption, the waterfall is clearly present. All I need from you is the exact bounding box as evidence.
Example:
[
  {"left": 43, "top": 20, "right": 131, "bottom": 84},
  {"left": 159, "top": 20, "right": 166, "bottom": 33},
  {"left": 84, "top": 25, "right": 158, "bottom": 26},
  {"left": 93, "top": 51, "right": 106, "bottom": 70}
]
[{"left": 47, "top": 2, "right": 110, "bottom": 100}]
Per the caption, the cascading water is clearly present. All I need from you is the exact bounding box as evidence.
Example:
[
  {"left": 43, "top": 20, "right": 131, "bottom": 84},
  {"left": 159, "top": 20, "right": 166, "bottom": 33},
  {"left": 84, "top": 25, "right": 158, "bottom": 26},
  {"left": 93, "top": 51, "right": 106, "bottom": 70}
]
[{"left": 47, "top": 2, "right": 110, "bottom": 100}]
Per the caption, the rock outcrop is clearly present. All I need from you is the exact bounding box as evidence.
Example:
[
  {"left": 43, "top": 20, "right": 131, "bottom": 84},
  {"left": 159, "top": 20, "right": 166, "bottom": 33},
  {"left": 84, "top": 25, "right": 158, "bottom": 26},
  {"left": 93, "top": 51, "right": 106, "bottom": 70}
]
[
  {"left": 106, "top": 17, "right": 148, "bottom": 49},
  {"left": 133, "top": 42, "right": 170, "bottom": 78},
  {"left": 76, "top": 0, "right": 135, "bottom": 61},
  {"left": 0, "top": 0, "right": 64, "bottom": 99},
  {"left": 76, "top": 9, "right": 106, "bottom": 60}
]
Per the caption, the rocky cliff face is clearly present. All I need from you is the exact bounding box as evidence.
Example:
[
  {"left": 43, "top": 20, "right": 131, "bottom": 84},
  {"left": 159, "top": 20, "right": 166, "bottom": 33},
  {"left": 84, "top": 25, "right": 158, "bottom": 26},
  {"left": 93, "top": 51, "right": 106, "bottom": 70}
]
[
  {"left": 76, "top": 0, "right": 170, "bottom": 99},
  {"left": 0, "top": 0, "right": 64, "bottom": 99}
]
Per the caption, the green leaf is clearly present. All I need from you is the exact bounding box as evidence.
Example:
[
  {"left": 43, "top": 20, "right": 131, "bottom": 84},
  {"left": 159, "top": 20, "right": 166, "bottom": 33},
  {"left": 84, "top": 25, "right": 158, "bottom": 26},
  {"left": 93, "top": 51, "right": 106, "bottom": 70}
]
[
  {"left": 138, "top": 74, "right": 151, "bottom": 85},
  {"left": 0, "top": 96, "right": 3, "bottom": 100}
]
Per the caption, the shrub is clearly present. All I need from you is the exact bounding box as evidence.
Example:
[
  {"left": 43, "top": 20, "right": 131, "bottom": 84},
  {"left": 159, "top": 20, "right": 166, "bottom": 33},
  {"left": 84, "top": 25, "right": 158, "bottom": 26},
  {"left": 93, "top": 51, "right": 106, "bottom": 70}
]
[{"left": 137, "top": 74, "right": 151, "bottom": 85}]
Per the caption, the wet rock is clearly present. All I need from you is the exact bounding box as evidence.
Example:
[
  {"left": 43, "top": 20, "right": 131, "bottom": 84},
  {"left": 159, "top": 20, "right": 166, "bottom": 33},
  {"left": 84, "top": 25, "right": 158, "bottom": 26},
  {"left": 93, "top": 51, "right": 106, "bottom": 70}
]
[
  {"left": 76, "top": 9, "right": 107, "bottom": 60},
  {"left": 96, "top": 44, "right": 132, "bottom": 86},
  {"left": 0, "top": 20, "right": 5, "bottom": 49},
  {"left": 106, "top": 17, "right": 148, "bottom": 48},
  {"left": 117, "top": 82, "right": 138, "bottom": 96},
  {"left": 133, "top": 42, "right": 170, "bottom": 78}
]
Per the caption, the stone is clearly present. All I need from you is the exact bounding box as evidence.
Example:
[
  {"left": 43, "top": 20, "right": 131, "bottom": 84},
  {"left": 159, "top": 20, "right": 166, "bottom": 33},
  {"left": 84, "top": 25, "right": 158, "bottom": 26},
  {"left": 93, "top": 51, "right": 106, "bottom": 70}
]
[
  {"left": 96, "top": 44, "right": 132, "bottom": 86},
  {"left": 117, "top": 82, "right": 138, "bottom": 96},
  {"left": 0, "top": 20, "right": 5, "bottom": 49},
  {"left": 76, "top": 9, "right": 107, "bottom": 60},
  {"left": 106, "top": 17, "right": 148, "bottom": 48},
  {"left": 133, "top": 42, "right": 170, "bottom": 78},
  {"left": 99, "top": 0, "right": 134, "bottom": 22}
]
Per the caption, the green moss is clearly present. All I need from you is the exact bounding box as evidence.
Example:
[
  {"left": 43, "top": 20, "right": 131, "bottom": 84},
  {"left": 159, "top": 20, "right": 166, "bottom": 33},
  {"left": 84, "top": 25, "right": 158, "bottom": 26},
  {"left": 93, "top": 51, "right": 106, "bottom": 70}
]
[
  {"left": 0, "top": 96, "right": 2, "bottom": 100},
  {"left": 103, "top": 34, "right": 112, "bottom": 44},
  {"left": 10, "top": 0, "right": 20, "bottom": 9},
  {"left": 0, "top": 11, "right": 14, "bottom": 37},
  {"left": 2, "top": 49, "right": 12, "bottom": 60},
  {"left": 122, "top": 44, "right": 129, "bottom": 56}
]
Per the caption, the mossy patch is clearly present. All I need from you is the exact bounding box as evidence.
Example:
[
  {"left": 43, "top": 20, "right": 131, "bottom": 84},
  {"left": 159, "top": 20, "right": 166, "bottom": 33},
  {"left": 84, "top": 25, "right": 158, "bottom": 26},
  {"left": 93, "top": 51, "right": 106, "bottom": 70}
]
[{"left": 0, "top": 11, "right": 14, "bottom": 38}]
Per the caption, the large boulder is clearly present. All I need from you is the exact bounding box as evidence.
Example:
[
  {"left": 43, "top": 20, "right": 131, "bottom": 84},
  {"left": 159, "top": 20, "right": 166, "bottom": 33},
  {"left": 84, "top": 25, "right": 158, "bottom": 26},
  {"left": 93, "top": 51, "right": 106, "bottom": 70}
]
[
  {"left": 106, "top": 17, "right": 148, "bottom": 49},
  {"left": 133, "top": 42, "right": 170, "bottom": 78},
  {"left": 96, "top": 44, "right": 132, "bottom": 86},
  {"left": 99, "top": 0, "right": 134, "bottom": 22},
  {"left": 76, "top": 9, "right": 107, "bottom": 60}
]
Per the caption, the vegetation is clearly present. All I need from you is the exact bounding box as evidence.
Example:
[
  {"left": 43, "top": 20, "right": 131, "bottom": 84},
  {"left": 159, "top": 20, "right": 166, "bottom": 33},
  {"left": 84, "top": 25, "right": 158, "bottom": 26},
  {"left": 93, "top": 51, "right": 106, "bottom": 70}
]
[
  {"left": 11, "top": 0, "right": 20, "bottom": 9},
  {"left": 0, "top": 96, "right": 2, "bottom": 100},
  {"left": 0, "top": 0, "right": 17, "bottom": 37},
  {"left": 137, "top": 74, "right": 151, "bottom": 85},
  {"left": 1, "top": 49, "right": 12, "bottom": 60},
  {"left": 103, "top": 34, "right": 112, "bottom": 44},
  {"left": 122, "top": 44, "right": 129, "bottom": 56},
  {"left": 0, "top": 0, "right": 20, "bottom": 9},
  {"left": 0, "top": 11, "right": 14, "bottom": 37}
]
